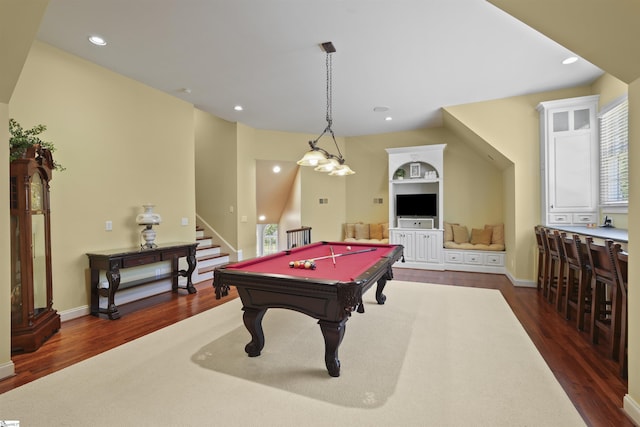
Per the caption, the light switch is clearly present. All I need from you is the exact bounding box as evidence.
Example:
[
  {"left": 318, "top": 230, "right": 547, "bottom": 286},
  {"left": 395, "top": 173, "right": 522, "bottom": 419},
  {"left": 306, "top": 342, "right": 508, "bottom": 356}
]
[{"left": 105, "top": 221, "right": 112, "bottom": 231}]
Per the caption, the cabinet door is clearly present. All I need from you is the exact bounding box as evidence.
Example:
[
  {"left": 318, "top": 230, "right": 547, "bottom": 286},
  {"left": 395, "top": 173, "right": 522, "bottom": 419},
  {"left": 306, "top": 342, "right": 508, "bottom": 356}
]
[
  {"left": 391, "top": 230, "right": 415, "bottom": 261},
  {"left": 548, "top": 132, "right": 596, "bottom": 212},
  {"left": 541, "top": 99, "right": 599, "bottom": 216},
  {"left": 415, "top": 231, "right": 442, "bottom": 263}
]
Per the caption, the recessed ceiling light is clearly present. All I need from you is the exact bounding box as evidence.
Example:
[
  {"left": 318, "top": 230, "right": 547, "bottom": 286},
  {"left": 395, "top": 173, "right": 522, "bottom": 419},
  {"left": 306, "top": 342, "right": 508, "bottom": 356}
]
[
  {"left": 385, "top": 116, "right": 393, "bottom": 121},
  {"left": 88, "top": 35, "right": 107, "bottom": 46},
  {"left": 234, "top": 105, "right": 243, "bottom": 111},
  {"left": 562, "top": 56, "right": 578, "bottom": 65},
  {"left": 272, "top": 165, "right": 281, "bottom": 173},
  {"left": 258, "top": 215, "right": 266, "bottom": 221}
]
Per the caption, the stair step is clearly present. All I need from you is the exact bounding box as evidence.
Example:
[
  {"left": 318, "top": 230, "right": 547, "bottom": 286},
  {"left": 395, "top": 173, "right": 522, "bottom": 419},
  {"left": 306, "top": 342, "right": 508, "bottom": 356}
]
[{"left": 198, "top": 252, "right": 228, "bottom": 262}]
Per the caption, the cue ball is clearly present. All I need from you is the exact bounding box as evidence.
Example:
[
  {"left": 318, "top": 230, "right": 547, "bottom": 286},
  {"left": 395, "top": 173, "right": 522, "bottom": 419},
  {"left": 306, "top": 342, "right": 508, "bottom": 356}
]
[
  {"left": 346, "top": 246, "right": 351, "bottom": 251},
  {"left": 289, "top": 261, "right": 295, "bottom": 268}
]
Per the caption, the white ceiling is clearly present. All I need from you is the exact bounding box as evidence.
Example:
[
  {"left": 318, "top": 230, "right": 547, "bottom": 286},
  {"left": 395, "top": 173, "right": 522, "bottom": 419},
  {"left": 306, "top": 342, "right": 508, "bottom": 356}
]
[{"left": 36, "top": 0, "right": 603, "bottom": 138}]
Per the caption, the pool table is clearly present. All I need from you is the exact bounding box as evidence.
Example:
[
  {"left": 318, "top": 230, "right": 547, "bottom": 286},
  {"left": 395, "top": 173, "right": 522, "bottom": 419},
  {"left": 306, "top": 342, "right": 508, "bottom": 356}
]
[{"left": 213, "top": 241, "right": 403, "bottom": 377}]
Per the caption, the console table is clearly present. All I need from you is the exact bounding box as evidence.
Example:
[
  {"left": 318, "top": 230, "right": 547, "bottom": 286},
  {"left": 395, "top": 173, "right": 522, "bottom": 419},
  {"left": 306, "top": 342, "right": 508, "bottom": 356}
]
[{"left": 87, "top": 242, "right": 198, "bottom": 319}]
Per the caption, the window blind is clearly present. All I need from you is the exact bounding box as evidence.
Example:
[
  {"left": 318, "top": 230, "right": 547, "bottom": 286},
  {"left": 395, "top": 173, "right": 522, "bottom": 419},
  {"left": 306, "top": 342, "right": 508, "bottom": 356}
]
[{"left": 599, "top": 98, "right": 628, "bottom": 206}]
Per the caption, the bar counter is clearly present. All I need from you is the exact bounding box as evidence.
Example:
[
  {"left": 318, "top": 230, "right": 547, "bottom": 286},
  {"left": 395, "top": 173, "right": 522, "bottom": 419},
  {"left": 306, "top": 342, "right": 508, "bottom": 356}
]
[{"left": 548, "top": 225, "right": 628, "bottom": 247}]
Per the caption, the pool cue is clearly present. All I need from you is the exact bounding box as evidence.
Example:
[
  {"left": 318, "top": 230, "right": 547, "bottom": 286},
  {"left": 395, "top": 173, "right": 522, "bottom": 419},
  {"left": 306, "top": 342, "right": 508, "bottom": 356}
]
[
  {"left": 330, "top": 246, "right": 336, "bottom": 267},
  {"left": 294, "top": 247, "right": 377, "bottom": 263}
]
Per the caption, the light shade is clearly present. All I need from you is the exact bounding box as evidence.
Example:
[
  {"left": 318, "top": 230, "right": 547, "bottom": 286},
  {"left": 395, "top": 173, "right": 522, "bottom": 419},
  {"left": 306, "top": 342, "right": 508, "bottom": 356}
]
[
  {"left": 329, "top": 164, "right": 355, "bottom": 176},
  {"left": 297, "top": 150, "right": 329, "bottom": 167},
  {"left": 314, "top": 158, "right": 340, "bottom": 172},
  {"left": 136, "top": 204, "right": 162, "bottom": 225}
]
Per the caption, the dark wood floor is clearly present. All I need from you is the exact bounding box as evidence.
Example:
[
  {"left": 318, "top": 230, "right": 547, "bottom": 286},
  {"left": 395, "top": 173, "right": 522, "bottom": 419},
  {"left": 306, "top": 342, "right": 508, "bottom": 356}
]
[{"left": 1, "top": 270, "right": 634, "bottom": 426}]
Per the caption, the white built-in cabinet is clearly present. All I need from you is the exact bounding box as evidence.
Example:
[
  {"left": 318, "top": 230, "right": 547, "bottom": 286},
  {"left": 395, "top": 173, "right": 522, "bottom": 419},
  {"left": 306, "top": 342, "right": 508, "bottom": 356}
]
[
  {"left": 537, "top": 95, "right": 599, "bottom": 226},
  {"left": 386, "top": 144, "right": 446, "bottom": 270}
]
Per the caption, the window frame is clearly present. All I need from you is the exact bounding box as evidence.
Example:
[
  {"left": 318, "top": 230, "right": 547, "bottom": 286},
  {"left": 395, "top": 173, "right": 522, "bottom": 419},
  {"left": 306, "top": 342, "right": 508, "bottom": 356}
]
[{"left": 598, "top": 95, "right": 629, "bottom": 213}]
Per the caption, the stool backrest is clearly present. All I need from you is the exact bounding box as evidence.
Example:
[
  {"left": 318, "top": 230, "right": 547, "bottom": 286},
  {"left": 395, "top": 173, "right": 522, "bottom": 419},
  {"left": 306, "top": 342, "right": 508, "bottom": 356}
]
[
  {"left": 611, "top": 244, "right": 628, "bottom": 298},
  {"left": 535, "top": 226, "right": 546, "bottom": 252},
  {"left": 545, "top": 229, "right": 563, "bottom": 260},
  {"left": 585, "top": 238, "right": 617, "bottom": 285},
  {"left": 561, "top": 233, "right": 583, "bottom": 268}
]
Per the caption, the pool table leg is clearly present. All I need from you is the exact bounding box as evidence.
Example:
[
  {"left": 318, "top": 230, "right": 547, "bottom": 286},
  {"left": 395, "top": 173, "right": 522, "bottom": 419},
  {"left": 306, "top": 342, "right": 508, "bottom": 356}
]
[
  {"left": 375, "top": 277, "right": 388, "bottom": 305},
  {"left": 318, "top": 318, "right": 348, "bottom": 377},
  {"left": 242, "top": 307, "right": 266, "bottom": 357}
]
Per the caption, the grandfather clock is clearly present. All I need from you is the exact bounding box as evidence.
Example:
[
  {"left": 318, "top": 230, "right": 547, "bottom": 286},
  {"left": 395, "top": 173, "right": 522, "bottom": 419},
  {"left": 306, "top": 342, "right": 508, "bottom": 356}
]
[{"left": 10, "top": 145, "right": 60, "bottom": 352}]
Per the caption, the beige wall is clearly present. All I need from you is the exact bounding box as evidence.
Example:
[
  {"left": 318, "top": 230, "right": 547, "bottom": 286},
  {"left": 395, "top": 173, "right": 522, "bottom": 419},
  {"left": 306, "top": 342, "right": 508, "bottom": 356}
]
[
  {"left": 346, "top": 128, "right": 504, "bottom": 231},
  {"left": 443, "top": 86, "right": 593, "bottom": 282},
  {"left": 278, "top": 169, "right": 302, "bottom": 250},
  {"left": 9, "top": 41, "right": 196, "bottom": 314},
  {"left": 627, "top": 77, "right": 640, "bottom": 413},
  {"left": 194, "top": 109, "right": 238, "bottom": 245},
  {"left": 1, "top": 0, "right": 50, "bottom": 383},
  {"left": 233, "top": 126, "right": 347, "bottom": 258},
  {"left": 0, "top": 102, "right": 10, "bottom": 373}
]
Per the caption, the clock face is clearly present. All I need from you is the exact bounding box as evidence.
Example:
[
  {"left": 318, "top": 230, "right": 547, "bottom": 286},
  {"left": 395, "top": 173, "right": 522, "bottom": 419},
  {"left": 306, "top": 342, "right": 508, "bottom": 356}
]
[{"left": 31, "top": 172, "right": 44, "bottom": 212}]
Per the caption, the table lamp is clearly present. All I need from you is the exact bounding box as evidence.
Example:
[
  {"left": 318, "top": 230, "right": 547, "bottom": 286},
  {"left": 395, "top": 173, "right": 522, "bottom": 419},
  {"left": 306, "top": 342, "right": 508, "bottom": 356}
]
[{"left": 136, "top": 204, "right": 162, "bottom": 249}]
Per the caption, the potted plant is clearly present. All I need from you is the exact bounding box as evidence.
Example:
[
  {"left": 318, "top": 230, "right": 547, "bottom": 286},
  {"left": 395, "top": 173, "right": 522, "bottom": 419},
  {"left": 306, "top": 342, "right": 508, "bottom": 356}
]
[
  {"left": 393, "top": 168, "right": 406, "bottom": 180},
  {"left": 9, "top": 118, "right": 65, "bottom": 170}
]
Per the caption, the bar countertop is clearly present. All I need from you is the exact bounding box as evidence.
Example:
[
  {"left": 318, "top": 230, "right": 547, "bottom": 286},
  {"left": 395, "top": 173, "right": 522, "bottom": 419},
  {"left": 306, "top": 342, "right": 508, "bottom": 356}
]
[{"left": 548, "top": 225, "right": 628, "bottom": 243}]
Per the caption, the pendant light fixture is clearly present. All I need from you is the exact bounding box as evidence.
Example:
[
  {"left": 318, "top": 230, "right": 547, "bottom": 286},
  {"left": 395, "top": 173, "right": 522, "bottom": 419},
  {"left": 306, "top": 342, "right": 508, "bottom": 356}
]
[{"left": 297, "top": 42, "right": 355, "bottom": 176}]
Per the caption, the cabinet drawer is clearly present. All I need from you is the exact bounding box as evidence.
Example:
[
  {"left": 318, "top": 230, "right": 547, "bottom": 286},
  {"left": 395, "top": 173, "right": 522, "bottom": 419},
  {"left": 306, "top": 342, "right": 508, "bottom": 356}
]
[
  {"left": 444, "top": 251, "right": 463, "bottom": 263},
  {"left": 463, "top": 252, "right": 483, "bottom": 265},
  {"left": 486, "top": 253, "right": 505, "bottom": 266},
  {"left": 122, "top": 253, "right": 160, "bottom": 267},
  {"left": 161, "top": 248, "right": 189, "bottom": 260},
  {"left": 548, "top": 213, "right": 571, "bottom": 224},
  {"left": 572, "top": 213, "right": 596, "bottom": 224}
]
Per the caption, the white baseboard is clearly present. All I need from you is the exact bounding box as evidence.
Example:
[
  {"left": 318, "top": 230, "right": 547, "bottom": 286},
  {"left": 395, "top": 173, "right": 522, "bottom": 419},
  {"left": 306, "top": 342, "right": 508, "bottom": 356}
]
[
  {"left": 506, "top": 271, "right": 536, "bottom": 288},
  {"left": 0, "top": 360, "right": 16, "bottom": 381},
  {"left": 623, "top": 394, "right": 640, "bottom": 425},
  {"left": 59, "top": 305, "right": 91, "bottom": 322}
]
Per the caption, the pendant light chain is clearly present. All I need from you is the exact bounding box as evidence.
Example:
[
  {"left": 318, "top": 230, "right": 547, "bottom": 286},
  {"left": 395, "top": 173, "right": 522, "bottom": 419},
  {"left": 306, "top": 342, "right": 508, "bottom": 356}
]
[{"left": 326, "top": 52, "right": 332, "bottom": 127}]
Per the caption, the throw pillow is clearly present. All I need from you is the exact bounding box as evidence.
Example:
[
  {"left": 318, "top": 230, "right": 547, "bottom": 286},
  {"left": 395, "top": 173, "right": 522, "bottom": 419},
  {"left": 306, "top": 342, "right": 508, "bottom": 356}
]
[
  {"left": 355, "top": 223, "right": 370, "bottom": 240},
  {"left": 485, "top": 223, "right": 505, "bottom": 245},
  {"left": 470, "top": 228, "right": 492, "bottom": 245},
  {"left": 381, "top": 223, "right": 389, "bottom": 239},
  {"left": 344, "top": 223, "right": 356, "bottom": 239},
  {"left": 370, "top": 223, "right": 383, "bottom": 240},
  {"left": 444, "top": 221, "right": 458, "bottom": 242},
  {"left": 452, "top": 224, "right": 469, "bottom": 244}
]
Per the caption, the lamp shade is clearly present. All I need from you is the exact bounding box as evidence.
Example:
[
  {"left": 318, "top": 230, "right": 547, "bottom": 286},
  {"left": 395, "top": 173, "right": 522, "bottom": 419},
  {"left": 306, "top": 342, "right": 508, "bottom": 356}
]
[
  {"left": 297, "top": 150, "right": 328, "bottom": 166},
  {"left": 314, "top": 158, "right": 340, "bottom": 172},
  {"left": 329, "top": 164, "right": 355, "bottom": 176},
  {"left": 136, "top": 204, "right": 162, "bottom": 225}
]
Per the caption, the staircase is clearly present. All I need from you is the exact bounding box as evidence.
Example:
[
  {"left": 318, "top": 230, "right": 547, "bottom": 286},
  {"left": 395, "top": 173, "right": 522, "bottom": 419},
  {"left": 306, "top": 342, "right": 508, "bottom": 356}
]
[{"left": 192, "top": 226, "right": 230, "bottom": 284}]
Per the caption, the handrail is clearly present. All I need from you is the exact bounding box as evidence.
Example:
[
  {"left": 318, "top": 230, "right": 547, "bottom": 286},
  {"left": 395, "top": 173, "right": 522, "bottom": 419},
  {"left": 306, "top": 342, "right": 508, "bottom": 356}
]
[{"left": 286, "top": 226, "right": 312, "bottom": 249}]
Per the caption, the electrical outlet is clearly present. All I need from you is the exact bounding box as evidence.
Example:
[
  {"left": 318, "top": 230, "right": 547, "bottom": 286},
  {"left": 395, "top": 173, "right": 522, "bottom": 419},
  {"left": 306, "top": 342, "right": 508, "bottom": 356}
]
[
  {"left": 181, "top": 217, "right": 189, "bottom": 226},
  {"left": 105, "top": 221, "right": 112, "bottom": 231}
]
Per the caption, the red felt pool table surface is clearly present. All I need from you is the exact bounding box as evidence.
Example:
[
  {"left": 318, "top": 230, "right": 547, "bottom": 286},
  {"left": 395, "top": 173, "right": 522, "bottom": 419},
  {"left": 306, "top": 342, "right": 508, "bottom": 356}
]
[{"left": 224, "top": 241, "right": 397, "bottom": 282}]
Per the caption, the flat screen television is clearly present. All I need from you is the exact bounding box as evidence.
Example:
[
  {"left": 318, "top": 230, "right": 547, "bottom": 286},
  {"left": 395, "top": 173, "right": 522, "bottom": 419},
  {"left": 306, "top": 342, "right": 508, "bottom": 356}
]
[{"left": 396, "top": 193, "right": 437, "bottom": 217}]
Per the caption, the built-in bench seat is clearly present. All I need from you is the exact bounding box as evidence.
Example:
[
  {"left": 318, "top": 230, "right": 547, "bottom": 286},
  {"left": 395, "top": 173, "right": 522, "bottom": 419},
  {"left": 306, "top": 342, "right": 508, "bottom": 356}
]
[
  {"left": 442, "top": 222, "right": 505, "bottom": 273},
  {"left": 343, "top": 222, "right": 389, "bottom": 244}
]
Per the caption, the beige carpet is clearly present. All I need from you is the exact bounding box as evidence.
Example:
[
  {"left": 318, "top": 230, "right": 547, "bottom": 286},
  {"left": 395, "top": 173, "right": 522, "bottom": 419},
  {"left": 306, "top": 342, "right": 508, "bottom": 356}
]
[{"left": 0, "top": 281, "right": 585, "bottom": 426}]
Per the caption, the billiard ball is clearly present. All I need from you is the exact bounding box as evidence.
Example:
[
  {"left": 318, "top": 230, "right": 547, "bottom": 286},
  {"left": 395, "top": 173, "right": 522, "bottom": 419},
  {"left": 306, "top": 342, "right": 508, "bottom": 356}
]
[
  {"left": 304, "top": 261, "right": 312, "bottom": 269},
  {"left": 346, "top": 246, "right": 351, "bottom": 251},
  {"left": 289, "top": 261, "right": 295, "bottom": 268}
]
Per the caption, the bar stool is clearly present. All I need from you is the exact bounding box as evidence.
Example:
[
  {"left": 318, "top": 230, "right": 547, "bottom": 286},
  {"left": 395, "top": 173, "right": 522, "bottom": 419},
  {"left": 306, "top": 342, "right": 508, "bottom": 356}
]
[
  {"left": 611, "top": 244, "right": 628, "bottom": 378},
  {"left": 561, "top": 233, "right": 592, "bottom": 330},
  {"left": 545, "top": 229, "right": 565, "bottom": 312},
  {"left": 534, "top": 226, "right": 549, "bottom": 295},
  {"left": 585, "top": 238, "right": 621, "bottom": 360}
]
